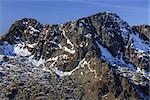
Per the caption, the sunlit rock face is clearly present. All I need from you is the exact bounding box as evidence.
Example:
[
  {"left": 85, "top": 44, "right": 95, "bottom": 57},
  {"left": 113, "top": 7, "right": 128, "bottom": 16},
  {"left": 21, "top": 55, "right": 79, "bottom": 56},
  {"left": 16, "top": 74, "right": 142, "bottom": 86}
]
[{"left": 0, "top": 12, "right": 149, "bottom": 100}]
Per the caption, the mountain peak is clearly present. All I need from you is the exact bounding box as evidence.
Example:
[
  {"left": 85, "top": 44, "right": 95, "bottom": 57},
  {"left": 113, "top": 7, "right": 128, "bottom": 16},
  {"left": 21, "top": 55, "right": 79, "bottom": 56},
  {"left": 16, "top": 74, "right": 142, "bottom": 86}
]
[{"left": 0, "top": 12, "right": 150, "bottom": 99}]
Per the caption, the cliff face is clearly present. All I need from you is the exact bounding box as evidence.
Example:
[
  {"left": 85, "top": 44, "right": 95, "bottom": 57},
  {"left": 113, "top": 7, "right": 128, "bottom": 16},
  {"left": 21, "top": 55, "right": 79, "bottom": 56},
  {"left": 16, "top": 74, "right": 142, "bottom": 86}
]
[{"left": 0, "top": 12, "right": 149, "bottom": 100}]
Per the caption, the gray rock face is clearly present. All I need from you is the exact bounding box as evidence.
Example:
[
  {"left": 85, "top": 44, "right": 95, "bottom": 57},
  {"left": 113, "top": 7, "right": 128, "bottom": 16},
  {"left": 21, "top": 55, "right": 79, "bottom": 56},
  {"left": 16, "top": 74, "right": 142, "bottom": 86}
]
[{"left": 0, "top": 12, "right": 149, "bottom": 100}]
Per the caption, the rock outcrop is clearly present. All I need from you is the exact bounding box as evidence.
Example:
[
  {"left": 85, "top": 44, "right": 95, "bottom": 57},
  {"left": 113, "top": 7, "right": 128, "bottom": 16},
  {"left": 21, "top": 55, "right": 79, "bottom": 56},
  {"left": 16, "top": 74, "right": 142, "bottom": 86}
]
[{"left": 132, "top": 25, "right": 150, "bottom": 41}]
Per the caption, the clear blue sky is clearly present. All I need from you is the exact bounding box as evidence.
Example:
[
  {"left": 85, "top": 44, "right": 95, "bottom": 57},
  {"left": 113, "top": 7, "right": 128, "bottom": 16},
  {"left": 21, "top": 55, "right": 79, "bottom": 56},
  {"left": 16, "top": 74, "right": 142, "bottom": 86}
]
[{"left": 0, "top": 0, "right": 149, "bottom": 35}]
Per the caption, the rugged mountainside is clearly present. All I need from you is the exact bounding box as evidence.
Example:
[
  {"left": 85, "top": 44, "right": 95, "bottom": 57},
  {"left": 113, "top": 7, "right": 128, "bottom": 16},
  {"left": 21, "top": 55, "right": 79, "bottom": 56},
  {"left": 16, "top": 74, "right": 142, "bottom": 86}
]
[
  {"left": 0, "top": 12, "right": 149, "bottom": 100},
  {"left": 132, "top": 25, "right": 150, "bottom": 41}
]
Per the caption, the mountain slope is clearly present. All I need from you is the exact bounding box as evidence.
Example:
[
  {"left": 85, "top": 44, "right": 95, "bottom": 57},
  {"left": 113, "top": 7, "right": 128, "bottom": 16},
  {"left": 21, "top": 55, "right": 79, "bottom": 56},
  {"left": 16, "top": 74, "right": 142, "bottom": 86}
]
[{"left": 0, "top": 12, "right": 149, "bottom": 100}]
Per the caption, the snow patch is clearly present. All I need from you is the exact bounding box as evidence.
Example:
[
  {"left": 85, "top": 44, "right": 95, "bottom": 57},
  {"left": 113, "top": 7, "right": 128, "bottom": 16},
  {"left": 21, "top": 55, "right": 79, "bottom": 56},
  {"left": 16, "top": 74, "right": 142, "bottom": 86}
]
[
  {"left": 63, "top": 46, "right": 75, "bottom": 54},
  {"left": 96, "top": 41, "right": 113, "bottom": 61},
  {"left": 62, "top": 30, "right": 75, "bottom": 53},
  {"left": 120, "top": 27, "right": 129, "bottom": 40},
  {"left": 28, "top": 26, "right": 40, "bottom": 34},
  {"left": 85, "top": 33, "right": 92, "bottom": 38},
  {"left": 96, "top": 41, "right": 135, "bottom": 70},
  {"left": 66, "top": 39, "right": 74, "bottom": 48},
  {"left": 26, "top": 43, "right": 37, "bottom": 48},
  {"left": 50, "top": 58, "right": 86, "bottom": 77},
  {"left": 52, "top": 67, "right": 72, "bottom": 77},
  {"left": 130, "top": 33, "right": 150, "bottom": 52},
  {"left": 58, "top": 43, "right": 62, "bottom": 49},
  {"left": 44, "top": 58, "right": 87, "bottom": 77},
  {"left": 28, "top": 56, "right": 45, "bottom": 67},
  {"left": 14, "top": 43, "right": 31, "bottom": 56},
  {"left": 46, "top": 56, "right": 59, "bottom": 62}
]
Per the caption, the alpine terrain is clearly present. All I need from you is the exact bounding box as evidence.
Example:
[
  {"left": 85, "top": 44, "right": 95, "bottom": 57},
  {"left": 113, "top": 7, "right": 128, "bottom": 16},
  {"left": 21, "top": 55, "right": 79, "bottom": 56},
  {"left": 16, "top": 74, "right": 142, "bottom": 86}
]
[{"left": 0, "top": 12, "right": 149, "bottom": 100}]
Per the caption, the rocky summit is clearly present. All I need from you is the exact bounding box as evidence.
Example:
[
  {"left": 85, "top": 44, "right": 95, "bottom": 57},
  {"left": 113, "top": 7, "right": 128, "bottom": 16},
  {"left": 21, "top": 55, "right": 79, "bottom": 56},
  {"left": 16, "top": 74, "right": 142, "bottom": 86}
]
[{"left": 0, "top": 12, "right": 149, "bottom": 100}]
